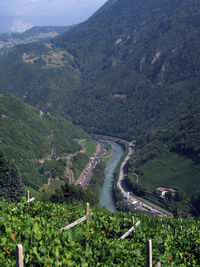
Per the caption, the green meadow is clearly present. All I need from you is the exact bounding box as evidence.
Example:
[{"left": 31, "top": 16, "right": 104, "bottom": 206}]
[{"left": 138, "top": 152, "right": 200, "bottom": 198}]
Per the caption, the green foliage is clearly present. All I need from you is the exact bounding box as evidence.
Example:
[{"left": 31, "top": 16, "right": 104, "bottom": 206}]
[
  {"left": 39, "top": 159, "right": 66, "bottom": 180},
  {"left": 48, "top": 182, "right": 99, "bottom": 206},
  {"left": 125, "top": 111, "right": 200, "bottom": 215},
  {"left": 70, "top": 153, "right": 89, "bottom": 180},
  {"left": 124, "top": 176, "right": 146, "bottom": 197},
  {"left": 50, "top": 0, "right": 200, "bottom": 140},
  {"left": 127, "top": 151, "right": 200, "bottom": 216},
  {"left": 71, "top": 141, "right": 96, "bottom": 180},
  {"left": 130, "top": 152, "right": 200, "bottom": 198},
  {"left": 191, "top": 192, "right": 200, "bottom": 214},
  {"left": 0, "top": 199, "right": 199, "bottom": 266},
  {"left": 0, "top": 0, "right": 200, "bottom": 221},
  {"left": 0, "top": 0, "right": 200, "bottom": 143},
  {"left": 0, "top": 93, "right": 86, "bottom": 189},
  {"left": 84, "top": 141, "right": 96, "bottom": 158},
  {"left": 0, "top": 150, "right": 24, "bottom": 201},
  {"left": 24, "top": 186, "right": 42, "bottom": 200},
  {"left": 89, "top": 161, "right": 106, "bottom": 196}
]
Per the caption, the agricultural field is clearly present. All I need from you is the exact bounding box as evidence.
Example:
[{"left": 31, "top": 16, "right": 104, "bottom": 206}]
[
  {"left": 71, "top": 140, "right": 97, "bottom": 180},
  {"left": 0, "top": 199, "right": 199, "bottom": 266},
  {"left": 84, "top": 141, "right": 97, "bottom": 158},
  {"left": 23, "top": 43, "right": 75, "bottom": 69},
  {"left": 137, "top": 152, "right": 200, "bottom": 198}
]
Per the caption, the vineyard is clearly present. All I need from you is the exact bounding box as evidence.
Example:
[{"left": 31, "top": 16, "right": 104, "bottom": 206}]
[{"left": 0, "top": 198, "right": 199, "bottom": 266}]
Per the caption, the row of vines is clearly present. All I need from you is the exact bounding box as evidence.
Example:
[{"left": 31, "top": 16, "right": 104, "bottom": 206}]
[{"left": 0, "top": 198, "right": 199, "bottom": 266}]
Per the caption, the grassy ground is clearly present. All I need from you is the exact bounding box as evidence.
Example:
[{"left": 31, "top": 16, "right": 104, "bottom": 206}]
[
  {"left": 23, "top": 44, "right": 75, "bottom": 69},
  {"left": 71, "top": 140, "right": 96, "bottom": 180},
  {"left": 84, "top": 140, "right": 97, "bottom": 157},
  {"left": 137, "top": 152, "right": 200, "bottom": 198}
]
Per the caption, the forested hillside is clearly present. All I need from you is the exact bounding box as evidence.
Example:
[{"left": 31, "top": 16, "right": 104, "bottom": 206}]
[
  {"left": 52, "top": 0, "right": 200, "bottom": 140},
  {"left": 0, "top": 93, "right": 86, "bottom": 189},
  {"left": 125, "top": 110, "right": 200, "bottom": 216},
  {"left": 0, "top": 0, "right": 199, "bottom": 142}
]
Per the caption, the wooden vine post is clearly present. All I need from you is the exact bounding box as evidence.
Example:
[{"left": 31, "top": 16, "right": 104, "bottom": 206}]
[
  {"left": 16, "top": 244, "right": 23, "bottom": 267},
  {"left": 85, "top": 203, "right": 90, "bottom": 251},
  {"left": 86, "top": 203, "right": 90, "bottom": 225},
  {"left": 147, "top": 240, "right": 152, "bottom": 267},
  {"left": 26, "top": 190, "right": 30, "bottom": 202},
  {"left": 119, "top": 221, "right": 141, "bottom": 240}
]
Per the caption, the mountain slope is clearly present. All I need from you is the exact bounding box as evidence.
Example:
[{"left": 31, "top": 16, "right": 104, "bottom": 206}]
[
  {"left": 123, "top": 109, "right": 200, "bottom": 216},
  {"left": 0, "top": 0, "right": 200, "bottom": 142},
  {"left": 0, "top": 93, "right": 86, "bottom": 189},
  {"left": 52, "top": 0, "right": 200, "bottom": 139}
]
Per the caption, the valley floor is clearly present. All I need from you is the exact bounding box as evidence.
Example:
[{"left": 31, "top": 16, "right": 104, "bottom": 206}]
[{"left": 117, "top": 145, "right": 172, "bottom": 217}]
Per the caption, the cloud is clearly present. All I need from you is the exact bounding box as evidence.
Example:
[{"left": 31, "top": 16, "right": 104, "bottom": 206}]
[
  {"left": 10, "top": 19, "right": 33, "bottom": 33},
  {"left": 0, "top": 0, "right": 108, "bottom": 33}
]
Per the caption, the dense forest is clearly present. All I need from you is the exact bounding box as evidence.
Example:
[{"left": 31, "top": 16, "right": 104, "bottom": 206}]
[
  {"left": 0, "top": 150, "right": 24, "bottom": 202},
  {"left": 0, "top": 0, "right": 199, "bottom": 142}
]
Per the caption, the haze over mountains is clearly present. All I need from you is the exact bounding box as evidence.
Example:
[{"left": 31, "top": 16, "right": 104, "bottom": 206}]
[{"left": 0, "top": 26, "right": 71, "bottom": 52}]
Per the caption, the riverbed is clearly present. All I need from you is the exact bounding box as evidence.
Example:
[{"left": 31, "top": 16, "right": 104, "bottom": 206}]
[{"left": 99, "top": 140, "right": 124, "bottom": 211}]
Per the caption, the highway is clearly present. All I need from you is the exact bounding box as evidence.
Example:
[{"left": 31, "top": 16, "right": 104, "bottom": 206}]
[
  {"left": 117, "top": 144, "right": 172, "bottom": 217},
  {"left": 75, "top": 141, "right": 104, "bottom": 189}
]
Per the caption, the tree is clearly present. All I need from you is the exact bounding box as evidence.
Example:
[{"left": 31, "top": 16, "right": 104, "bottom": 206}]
[
  {"left": 48, "top": 182, "right": 98, "bottom": 206},
  {"left": 0, "top": 150, "right": 24, "bottom": 202},
  {"left": 191, "top": 192, "right": 200, "bottom": 213},
  {"left": 175, "top": 190, "right": 185, "bottom": 202},
  {"left": 173, "top": 203, "right": 180, "bottom": 218}
]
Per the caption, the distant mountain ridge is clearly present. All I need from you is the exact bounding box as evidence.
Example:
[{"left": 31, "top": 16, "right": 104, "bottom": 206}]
[{"left": 0, "top": 26, "right": 72, "bottom": 51}]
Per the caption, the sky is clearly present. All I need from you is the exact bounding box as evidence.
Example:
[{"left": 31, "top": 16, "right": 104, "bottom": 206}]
[{"left": 0, "top": 0, "right": 108, "bottom": 34}]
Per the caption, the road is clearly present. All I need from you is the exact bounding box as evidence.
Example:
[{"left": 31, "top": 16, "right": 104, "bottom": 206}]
[
  {"left": 75, "top": 141, "right": 104, "bottom": 189},
  {"left": 117, "top": 144, "right": 172, "bottom": 217},
  {"left": 67, "top": 156, "right": 75, "bottom": 185}
]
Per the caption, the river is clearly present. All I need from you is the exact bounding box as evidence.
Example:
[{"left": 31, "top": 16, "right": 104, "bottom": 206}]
[{"left": 99, "top": 140, "right": 124, "bottom": 211}]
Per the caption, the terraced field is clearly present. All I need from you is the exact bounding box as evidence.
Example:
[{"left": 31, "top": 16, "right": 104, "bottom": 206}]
[{"left": 137, "top": 152, "right": 200, "bottom": 198}]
